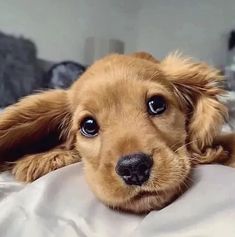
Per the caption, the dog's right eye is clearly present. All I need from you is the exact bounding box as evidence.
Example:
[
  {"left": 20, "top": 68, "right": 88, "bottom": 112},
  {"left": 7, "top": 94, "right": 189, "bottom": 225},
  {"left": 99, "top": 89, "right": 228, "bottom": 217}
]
[
  {"left": 147, "top": 95, "right": 167, "bottom": 116},
  {"left": 80, "top": 117, "right": 99, "bottom": 137}
]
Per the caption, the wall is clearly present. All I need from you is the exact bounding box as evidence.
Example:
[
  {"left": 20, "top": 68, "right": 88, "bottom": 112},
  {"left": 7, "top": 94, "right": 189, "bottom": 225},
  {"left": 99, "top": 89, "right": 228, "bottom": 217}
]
[
  {"left": 0, "top": 0, "right": 234, "bottom": 66},
  {"left": 136, "top": 0, "right": 235, "bottom": 67},
  {"left": 0, "top": 0, "right": 140, "bottom": 64}
]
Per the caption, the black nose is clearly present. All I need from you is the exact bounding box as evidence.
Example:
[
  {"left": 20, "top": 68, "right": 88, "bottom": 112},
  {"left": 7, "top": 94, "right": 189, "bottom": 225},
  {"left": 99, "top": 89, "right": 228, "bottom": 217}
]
[{"left": 115, "top": 153, "right": 153, "bottom": 186}]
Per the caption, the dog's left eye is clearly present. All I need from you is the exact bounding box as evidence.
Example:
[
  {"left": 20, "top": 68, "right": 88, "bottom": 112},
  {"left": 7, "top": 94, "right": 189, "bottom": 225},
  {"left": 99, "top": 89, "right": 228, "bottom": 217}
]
[
  {"left": 147, "top": 95, "right": 167, "bottom": 115},
  {"left": 80, "top": 117, "right": 99, "bottom": 137}
]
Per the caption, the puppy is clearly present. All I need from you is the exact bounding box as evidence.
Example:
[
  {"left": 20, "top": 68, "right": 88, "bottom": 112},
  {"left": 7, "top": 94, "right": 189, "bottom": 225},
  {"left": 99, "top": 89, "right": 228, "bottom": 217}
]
[{"left": 0, "top": 52, "right": 234, "bottom": 213}]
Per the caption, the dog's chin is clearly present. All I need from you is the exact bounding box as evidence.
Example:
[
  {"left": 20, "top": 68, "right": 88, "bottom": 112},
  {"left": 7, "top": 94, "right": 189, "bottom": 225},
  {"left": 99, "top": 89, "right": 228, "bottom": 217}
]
[
  {"left": 108, "top": 175, "right": 191, "bottom": 214},
  {"left": 110, "top": 188, "right": 180, "bottom": 214}
]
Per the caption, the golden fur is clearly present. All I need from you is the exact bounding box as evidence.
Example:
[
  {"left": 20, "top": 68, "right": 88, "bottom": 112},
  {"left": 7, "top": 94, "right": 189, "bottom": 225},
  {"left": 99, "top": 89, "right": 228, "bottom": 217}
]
[{"left": 0, "top": 52, "right": 234, "bottom": 213}]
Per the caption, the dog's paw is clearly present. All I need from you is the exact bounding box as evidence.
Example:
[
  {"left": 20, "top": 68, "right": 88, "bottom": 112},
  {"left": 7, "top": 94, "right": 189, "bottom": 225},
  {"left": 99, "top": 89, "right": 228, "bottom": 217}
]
[
  {"left": 12, "top": 149, "right": 80, "bottom": 182},
  {"left": 191, "top": 145, "right": 229, "bottom": 165}
]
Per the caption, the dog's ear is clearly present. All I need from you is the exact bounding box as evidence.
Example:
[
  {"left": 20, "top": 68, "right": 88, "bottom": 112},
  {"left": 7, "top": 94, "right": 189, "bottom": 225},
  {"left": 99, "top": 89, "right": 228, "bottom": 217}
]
[
  {"left": 0, "top": 90, "right": 72, "bottom": 167},
  {"left": 130, "top": 52, "right": 160, "bottom": 64},
  {"left": 160, "top": 52, "right": 228, "bottom": 153}
]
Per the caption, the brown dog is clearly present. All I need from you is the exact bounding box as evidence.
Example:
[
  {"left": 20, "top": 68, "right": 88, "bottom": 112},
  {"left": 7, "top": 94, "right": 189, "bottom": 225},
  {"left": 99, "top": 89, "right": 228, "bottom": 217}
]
[{"left": 0, "top": 52, "right": 234, "bottom": 213}]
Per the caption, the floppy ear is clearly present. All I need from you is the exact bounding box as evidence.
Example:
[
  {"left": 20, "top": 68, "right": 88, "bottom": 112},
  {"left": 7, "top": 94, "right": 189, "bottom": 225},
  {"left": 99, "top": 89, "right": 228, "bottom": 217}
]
[
  {"left": 160, "top": 52, "right": 228, "bottom": 153},
  {"left": 0, "top": 90, "right": 72, "bottom": 168}
]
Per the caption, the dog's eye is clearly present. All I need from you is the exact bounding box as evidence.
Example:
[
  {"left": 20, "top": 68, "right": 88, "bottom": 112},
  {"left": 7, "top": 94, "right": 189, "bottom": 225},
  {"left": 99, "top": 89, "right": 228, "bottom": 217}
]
[
  {"left": 80, "top": 117, "right": 99, "bottom": 137},
  {"left": 147, "top": 95, "right": 167, "bottom": 115}
]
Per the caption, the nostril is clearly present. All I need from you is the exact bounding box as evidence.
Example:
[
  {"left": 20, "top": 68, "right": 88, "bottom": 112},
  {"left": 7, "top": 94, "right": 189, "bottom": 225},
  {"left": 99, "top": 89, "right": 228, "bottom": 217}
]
[
  {"left": 137, "top": 163, "right": 150, "bottom": 176},
  {"left": 119, "top": 168, "right": 131, "bottom": 177}
]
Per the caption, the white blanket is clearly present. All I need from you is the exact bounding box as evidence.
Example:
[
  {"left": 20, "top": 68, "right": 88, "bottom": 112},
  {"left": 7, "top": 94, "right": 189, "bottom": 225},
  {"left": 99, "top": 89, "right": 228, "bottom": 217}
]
[{"left": 0, "top": 163, "right": 235, "bottom": 237}]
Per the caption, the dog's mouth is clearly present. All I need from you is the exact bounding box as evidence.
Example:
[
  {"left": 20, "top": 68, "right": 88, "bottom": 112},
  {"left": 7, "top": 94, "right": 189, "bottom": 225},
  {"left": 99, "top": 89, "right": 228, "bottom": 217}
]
[
  {"left": 111, "top": 190, "right": 165, "bottom": 214},
  {"left": 131, "top": 190, "right": 158, "bottom": 201},
  {"left": 113, "top": 190, "right": 167, "bottom": 214},
  {"left": 115, "top": 188, "right": 183, "bottom": 214},
  {"left": 114, "top": 174, "right": 192, "bottom": 214}
]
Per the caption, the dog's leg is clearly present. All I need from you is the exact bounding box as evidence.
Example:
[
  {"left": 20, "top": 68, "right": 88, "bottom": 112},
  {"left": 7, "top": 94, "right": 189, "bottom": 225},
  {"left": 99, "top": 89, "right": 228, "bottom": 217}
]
[
  {"left": 212, "top": 133, "right": 235, "bottom": 167},
  {"left": 191, "top": 133, "right": 235, "bottom": 167},
  {"left": 11, "top": 147, "right": 81, "bottom": 182},
  {"left": 191, "top": 146, "right": 229, "bottom": 165}
]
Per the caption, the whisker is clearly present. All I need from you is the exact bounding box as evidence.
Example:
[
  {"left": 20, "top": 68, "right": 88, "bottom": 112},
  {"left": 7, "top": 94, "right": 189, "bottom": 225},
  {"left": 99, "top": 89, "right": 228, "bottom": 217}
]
[
  {"left": 174, "top": 139, "right": 199, "bottom": 153},
  {"left": 169, "top": 141, "right": 182, "bottom": 150}
]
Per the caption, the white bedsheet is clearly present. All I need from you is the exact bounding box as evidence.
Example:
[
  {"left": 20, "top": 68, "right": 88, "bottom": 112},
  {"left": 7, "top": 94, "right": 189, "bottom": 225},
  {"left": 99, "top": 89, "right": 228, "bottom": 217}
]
[{"left": 0, "top": 163, "right": 235, "bottom": 237}]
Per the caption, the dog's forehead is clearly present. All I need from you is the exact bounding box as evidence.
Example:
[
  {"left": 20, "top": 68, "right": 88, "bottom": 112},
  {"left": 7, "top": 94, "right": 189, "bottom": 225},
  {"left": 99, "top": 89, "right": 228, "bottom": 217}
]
[
  {"left": 75, "top": 55, "right": 166, "bottom": 90},
  {"left": 77, "top": 54, "right": 163, "bottom": 84},
  {"left": 70, "top": 55, "right": 173, "bottom": 112}
]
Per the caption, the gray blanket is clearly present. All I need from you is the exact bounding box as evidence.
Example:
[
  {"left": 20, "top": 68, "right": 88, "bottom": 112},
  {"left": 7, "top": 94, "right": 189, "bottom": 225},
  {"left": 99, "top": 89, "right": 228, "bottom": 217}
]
[{"left": 0, "top": 32, "right": 45, "bottom": 107}]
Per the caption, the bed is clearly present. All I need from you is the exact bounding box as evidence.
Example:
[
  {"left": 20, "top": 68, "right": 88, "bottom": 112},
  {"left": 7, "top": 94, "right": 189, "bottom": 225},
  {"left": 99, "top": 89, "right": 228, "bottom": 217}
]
[
  {"left": 0, "top": 92, "right": 235, "bottom": 236},
  {"left": 0, "top": 163, "right": 235, "bottom": 237}
]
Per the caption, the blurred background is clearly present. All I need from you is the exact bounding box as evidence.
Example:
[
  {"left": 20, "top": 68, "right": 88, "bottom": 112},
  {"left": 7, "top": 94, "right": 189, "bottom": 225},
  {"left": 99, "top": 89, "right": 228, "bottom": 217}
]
[{"left": 0, "top": 0, "right": 235, "bottom": 108}]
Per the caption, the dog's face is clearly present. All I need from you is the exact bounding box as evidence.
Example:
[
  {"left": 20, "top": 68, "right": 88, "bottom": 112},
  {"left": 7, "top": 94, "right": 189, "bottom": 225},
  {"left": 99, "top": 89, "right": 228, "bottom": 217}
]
[
  {"left": 0, "top": 52, "right": 226, "bottom": 214},
  {"left": 67, "top": 53, "right": 226, "bottom": 213}
]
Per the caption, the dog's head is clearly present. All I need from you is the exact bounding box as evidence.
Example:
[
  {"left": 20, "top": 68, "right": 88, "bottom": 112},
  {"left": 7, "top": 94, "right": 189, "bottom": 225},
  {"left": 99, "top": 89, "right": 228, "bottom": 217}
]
[
  {"left": 0, "top": 52, "right": 227, "bottom": 213},
  {"left": 66, "top": 52, "right": 227, "bottom": 213}
]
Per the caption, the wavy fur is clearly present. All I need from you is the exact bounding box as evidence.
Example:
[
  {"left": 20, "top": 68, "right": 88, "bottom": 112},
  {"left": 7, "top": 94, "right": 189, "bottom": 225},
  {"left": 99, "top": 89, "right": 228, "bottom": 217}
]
[{"left": 0, "top": 52, "right": 233, "bottom": 213}]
